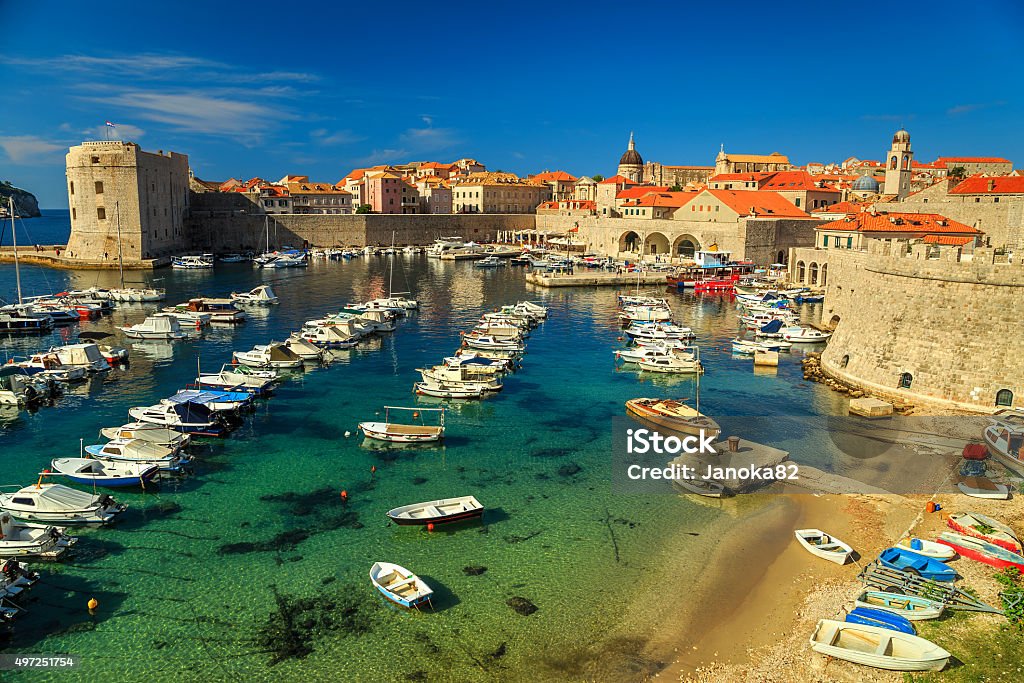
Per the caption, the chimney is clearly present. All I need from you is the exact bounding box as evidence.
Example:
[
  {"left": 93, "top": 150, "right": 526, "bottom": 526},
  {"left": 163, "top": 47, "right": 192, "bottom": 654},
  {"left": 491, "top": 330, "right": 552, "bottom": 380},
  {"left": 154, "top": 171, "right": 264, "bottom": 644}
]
[{"left": 987, "top": 179, "right": 996, "bottom": 192}]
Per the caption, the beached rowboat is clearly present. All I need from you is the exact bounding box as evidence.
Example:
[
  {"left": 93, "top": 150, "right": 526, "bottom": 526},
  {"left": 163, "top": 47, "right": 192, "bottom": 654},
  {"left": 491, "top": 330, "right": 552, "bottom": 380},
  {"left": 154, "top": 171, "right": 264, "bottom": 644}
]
[
  {"left": 794, "top": 528, "right": 852, "bottom": 565},
  {"left": 936, "top": 531, "right": 1024, "bottom": 571},
  {"left": 956, "top": 476, "right": 1010, "bottom": 500},
  {"left": 809, "top": 620, "right": 950, "bottom": 672},
  {"left": 946, "top": 511, "right": 1021, "bottom": 553},
  {"left": 853, "top": 590, "right": 944, "bottom": 621},
  {"left": 894, "top": 537, "right": 955, "bottom": 560}
]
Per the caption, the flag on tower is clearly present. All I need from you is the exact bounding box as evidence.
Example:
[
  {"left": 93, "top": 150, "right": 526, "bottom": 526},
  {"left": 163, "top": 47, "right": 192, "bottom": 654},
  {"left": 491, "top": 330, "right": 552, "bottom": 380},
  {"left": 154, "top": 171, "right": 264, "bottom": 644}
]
[{"left": 105, "top": 121, "right": 116, "bottom": 127}]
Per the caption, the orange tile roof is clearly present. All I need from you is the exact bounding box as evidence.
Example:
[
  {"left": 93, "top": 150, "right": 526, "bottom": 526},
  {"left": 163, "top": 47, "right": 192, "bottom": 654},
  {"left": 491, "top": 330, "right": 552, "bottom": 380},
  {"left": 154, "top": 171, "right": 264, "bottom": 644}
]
[
  {"left": 532, "top": 171, "right": 578, "bottom": 182},
  {"left": 627, "top": 192, "right": 699, "bottom": 208},
  {"left": 937, "top": 156, "right": 1011, "bottom": 164},
  {"left": 819, "top": 211, "right": 981, "bottom": 235},
  {"left": 922, "top": 235, "right": 974, "bottom": 245},
  {"left": 949, "top": 175, "right": 1024, "bottom": 194},
  {"left": 814, "top": 201, "right": 868, "bottom": 215},
  {"left": 705, "top": 189, "right": 810, "bottom": 218},
  {"left": 599, "top": 174, "right": 638, "bottom": 185},
  {"left": 287, "top": 182, "right": 351, "bottom": 195},
  {"left": 759, "top": 171, "right": 839, "bottom": 192},
  {"left": 616, "top": 186, "right": 669, "bottom": 200},
  {"left": 709, "top": 173, "right": 770, "bottom": 183}
]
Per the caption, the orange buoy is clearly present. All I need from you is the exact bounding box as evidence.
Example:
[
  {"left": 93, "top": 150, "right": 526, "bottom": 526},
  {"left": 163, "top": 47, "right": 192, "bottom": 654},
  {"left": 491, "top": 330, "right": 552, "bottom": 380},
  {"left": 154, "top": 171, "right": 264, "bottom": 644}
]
[
  {"left": 925, "top": 501, "right": 936, "bottom": 513},
  {"left": 87, "top": 597, "right": 99, "bottom": 611},
  {"left": 427, "top": 523, "right": 435, "bottom": 532},
  {"left": 413, "top": 412, "right": 419, "bottom": 419},
  {"left": 370, "top": 466, "right": 377, "bottom": 475},
  {"left": 340, "top": 490, "right": 348, "bottom": 503}
]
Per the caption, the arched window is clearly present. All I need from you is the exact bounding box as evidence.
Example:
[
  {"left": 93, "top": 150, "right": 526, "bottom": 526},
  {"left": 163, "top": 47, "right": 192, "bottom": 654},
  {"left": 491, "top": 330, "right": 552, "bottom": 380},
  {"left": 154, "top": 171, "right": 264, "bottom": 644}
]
[
  {"left": 890, "top": 156, "right": 898, "bottom": 170},
  {"left": 777, "top": 250, "right": 785, "bottom": 264},
  {"left": 996, "top": 389, "right": 1014, "bottom": 407},
  {"left": 820, "top": 263, "right": 828, "bottom": 286},
  {"left": 902, "top": 155, "right": 910, "bottom": 170},
  {"left": 899, "top": 373, "right": 913, "bottom": 389},
  {"left": 796, "top": 260, "right": 806, "bottom": 282},
  {"left": 809, "top": 262, "right": 819, "bottom": 285},
  {"left": 840, "top": 354, "right": 849, "bottom": 368}
]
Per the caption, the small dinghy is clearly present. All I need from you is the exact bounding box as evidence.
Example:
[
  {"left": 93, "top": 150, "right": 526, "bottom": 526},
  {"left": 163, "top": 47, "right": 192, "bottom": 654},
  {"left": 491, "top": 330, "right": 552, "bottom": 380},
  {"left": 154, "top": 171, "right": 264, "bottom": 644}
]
[
  {"left": 359, "top": 406, "right": 445, "bottom": 443},
  {"left": 780, "top": 326, "right": 832, "bottom": 343},
  {"left": 936, "top": 531, "right": 1024, "bottom": 571},
  {"left": 878, "top": 548, "right": 957, "bottom": 582},
  {"left": 85, "top": 438, "right": 186, "bottom": 472},
  {"left": 853, "top": 590, "right": 944, "bottom": 621},
  {"left": 414, "top": 382, "right": 484, "bottom": 399},
  {"left": 369, "top": 561, "right": 434, "bottom": 609},
  {"left": 0, "top": 481, "right": 125, "bottom": 524},
  {"left": 956, "top": 476, "right": 1010, "bottom": 500},
  {"left": 794, "top": 528, "right": 853, "bottom": 565},
  {"left": 894, "top": 537, "right": 955, "bottom": 560},
  {"left": 625, "top": 398, "right": 720, "bottom": 439},
  {"left": 50, "top": 458, "right": 159, "bottom": 488},
  {"left": 809, "top": 619, "right": 950, "bottom": 671},
  {"left": 0, "top": 512, "right": 77, "bottom": 560},
  {"left": 99, "top": 423, "right": 191, "bottom": 450},
  {"left": 946, "top": 511, "right": 1021, "bottom": 553},
  {"left": 672, "top": 476, "right": 728, "bottom": 498},
  {"left": 845, "top": 606, "right": 916, "bottom": 635},
  {"left": 386, "top": 496, "right": 484, "bottom": 526}
]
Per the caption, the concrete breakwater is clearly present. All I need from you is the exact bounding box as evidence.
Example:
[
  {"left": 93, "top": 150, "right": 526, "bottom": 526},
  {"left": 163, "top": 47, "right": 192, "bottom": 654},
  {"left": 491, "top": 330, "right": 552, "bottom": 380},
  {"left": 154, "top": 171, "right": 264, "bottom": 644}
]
[
  {"left": 526, "top": 271, "right": 669, "bottom": 288},
  {"left": 0, "top": 246, "right": 164, "bottom": 270}
]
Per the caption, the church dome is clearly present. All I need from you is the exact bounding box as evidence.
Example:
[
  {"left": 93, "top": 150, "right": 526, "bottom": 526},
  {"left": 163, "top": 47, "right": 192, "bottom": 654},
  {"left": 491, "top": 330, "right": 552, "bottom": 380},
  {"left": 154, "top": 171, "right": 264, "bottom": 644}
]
[
  {"left": 892, "top": 128, "right": 910, "bottom": 144},
  {"left": 619, "top": 148, "right": 642, "bottom": 166},
  {"left": 852, "top": 175, "right": 880, "bottom": 192}
]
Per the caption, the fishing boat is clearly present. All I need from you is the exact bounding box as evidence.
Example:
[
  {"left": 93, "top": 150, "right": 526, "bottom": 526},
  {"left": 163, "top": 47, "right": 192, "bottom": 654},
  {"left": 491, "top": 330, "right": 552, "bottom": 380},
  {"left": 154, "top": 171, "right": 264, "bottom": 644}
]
[
  {"left": 0, "top": 311, "right": 53, "bottom": 334},
  {"left": 120, "top": 315, "right": 187, "bottom": 340},
  {"left": 85, "top": 438, "right": 183, "bottom": 466},
  {"left": 463, "top": 335, "right": 523, "bottom": 352},
  {"left": 233, "top": 343, "right": 304, "bottom": 369},
  {"left": 261, "top": 253, "right": 308, "bottom": 268},
  {"left": 162, "top": 389, "right": 254, "bottom": 414},
  {"left": 0, "top": 479, "right": 126, "bottom": 524},
  {"left": 284, "top": 335, "right": 326, "bottom": 359},
  {"left": 624, "top": 322, "right": 694, "bottom": 341},
  {"left": 99, "top": 423, "right": 191, "bottom": 450},
  {"left": 231, "top": 284, "right": 279, "bottom": 306},
  {"left": 195, "top": 364, "right": 276, "bottom": 395},
  {"left": 618, "top": 305, "right": 672, "bottom": 323},
  {"left": 0, "top": 513, "right": 76, "bottom": 560},
  {"left": 809, "top": 620, "right": 950, "bottom": 672},
  {"left": 369, "top": 562, "right": 434, "bottom": 609},
  {"left": 625, "top": 398, "right": 720, "bottom": 439},
  {"left": 780, "top": 326, "right": 832, "bottom": 343},
  {"left": 615, "top": 344, "right": 694, "bottom": 364},
  {"left": 359, "top": 406, "right": 445, "bottom": 443},
  {"left": 48, "top": 343, "right": 111, "bottom": 373},
  {"left": 50, "top": 458, "right": 159, "bottom": 488},
  {"left": 946, "top": 511, "right": 1021, "bottom": 553},
  {"left": 168, "top": 299, "right": 246, "bottom": 324},
  {"left": 845, "top": 607, "right": 916, "bottom": 635},
  {"left": 475, "top": 256, "right": 505, "bottom": 268},
  {"left": 127, "top": 402, "right": 227, "bottom": 436},
  {"left": 853, "top": 590, "right": 944, "bottom": 621},
  {"left": 414, "top": 381, "right": 485, "bottom": 399},
  {"left": 894, "top": 537, "right": 955, "bottom": 560},
  {"left": 936, "top": 531, "right": 1024, "bottom": 571},
  {"left": 794, "top": 529, "right": 853, "bottom": 565},
  {"left": 956, "top": 476, "right": 1010, "bottom": 500},
  {"left": 877, "top": 548, "right": 957, "bottom": 582},
  {"left": 172, "top": 254, "right": 214, "bottom": 269},
  {"left": 14, "top": 352, "right": 87, "bottom": 382},
  {"left": 297, "top": 325, "right": 359, "bottom": 349},
  {"left": 731, "top": 337, "right": 791, "bottom": 354},
  {"left": 386, "top": 496, "right": 484, "bottom": 526},
  {"left": 981, "top": 423, "right": 1024, "bottom": 478},
  {"left": 418, "top": 366, "right": 503, "bottom": 391},
  {"left": 637, "top": 355, "right": 702, "bottom": 374}
]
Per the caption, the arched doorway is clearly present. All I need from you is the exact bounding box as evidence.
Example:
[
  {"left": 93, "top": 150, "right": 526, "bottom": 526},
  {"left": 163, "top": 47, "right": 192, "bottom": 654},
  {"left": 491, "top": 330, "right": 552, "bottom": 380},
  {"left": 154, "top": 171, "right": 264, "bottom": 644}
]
[
  {"left": 809, "top": 262, "right": 819, "bottom": 285},
  {"left": 646, "top": 232, "right": 670, "bottom": 257},
  {"left": 673, "top": 234, "right": 700, "bottom": 259},
  {"left": 820, "top": 263, "right": 828, "bottom": 286},
  {"left": 619, "top": 231, "right": 640, "bottom": 254},
  {"left": 796, "top": 260, "right": 806, "bottom": 282},
  {"left": 776, "top": 250, "right": 786, "bottom": 265}
]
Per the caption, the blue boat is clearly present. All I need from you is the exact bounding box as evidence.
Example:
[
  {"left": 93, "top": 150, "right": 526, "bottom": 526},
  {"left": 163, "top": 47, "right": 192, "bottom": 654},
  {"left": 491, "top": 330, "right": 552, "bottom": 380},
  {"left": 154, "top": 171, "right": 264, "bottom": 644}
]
[
  {"left": 845, "top": 606, "right": 916, "bottom": 634},
  {"left": 878, "top": 547, "right": 958, "bottom": 582},
  {"left": 50, "top": 457, "right": 160, "bottom": 488},
  {"left": 127, "top": 402, "right": 227, "bottom": 437},
  {"left": 163, "top": 389, "right": 254, "bottom": 413}
]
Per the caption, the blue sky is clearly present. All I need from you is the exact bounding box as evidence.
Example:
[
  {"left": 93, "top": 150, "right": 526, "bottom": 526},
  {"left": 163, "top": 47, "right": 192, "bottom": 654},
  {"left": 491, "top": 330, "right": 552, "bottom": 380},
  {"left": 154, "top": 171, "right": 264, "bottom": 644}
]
[{"left": 2, "top": 0, "right": 1022, "bottom": 207}]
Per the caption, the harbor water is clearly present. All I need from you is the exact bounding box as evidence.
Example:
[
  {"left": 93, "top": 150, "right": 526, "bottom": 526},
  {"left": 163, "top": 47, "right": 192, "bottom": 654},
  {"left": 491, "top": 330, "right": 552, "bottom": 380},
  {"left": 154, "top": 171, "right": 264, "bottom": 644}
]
[{"left": 0, "top": 216, "right": 848, "bottom": 681}]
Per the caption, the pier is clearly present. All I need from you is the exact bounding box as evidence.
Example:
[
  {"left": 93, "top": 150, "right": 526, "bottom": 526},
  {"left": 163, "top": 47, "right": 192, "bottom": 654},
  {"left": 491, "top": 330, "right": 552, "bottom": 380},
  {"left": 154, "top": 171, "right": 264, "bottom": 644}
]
[
  {"left": 526, "top": 271, "right": 669, "bottom": 288},
  {"left": 0, "top": 246, "right": 166, "bottom": 270}
]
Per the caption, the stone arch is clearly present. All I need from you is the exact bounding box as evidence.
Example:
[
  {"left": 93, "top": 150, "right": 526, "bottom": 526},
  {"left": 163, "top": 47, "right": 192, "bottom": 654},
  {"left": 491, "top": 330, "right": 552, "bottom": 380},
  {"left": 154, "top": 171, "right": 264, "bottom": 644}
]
[
  {"left": 776, "top": 250, "right": 786, "bottom": 265},
  {"left": 996, "top": 389, "right": 1014, "bottom": 407},
  {"left": 672, "top": 234, "right": 701, "bottom": 259},
  {"left": 820, "top": 263, "right": 828, "bottom": 286},
  {"left": 827, "top": 314, "right": 841, "bottom": 329},
  {"left": 809, "top": 262, "right": 819, "bottom": 285},
  {"left": 796, "top": 260, "right": 806, "bottom": 282},
  {"left": 890, "top": 156, "right": 898, "bottom": 170},
  {"left": 619, "top": 231, "right": 641, "bottom": 254},
  {"left": 902, "top": 155, "right": 910, "bottom": 170},
  {"left": 645, "top": 232, "right": 670, "bottom": 256}
]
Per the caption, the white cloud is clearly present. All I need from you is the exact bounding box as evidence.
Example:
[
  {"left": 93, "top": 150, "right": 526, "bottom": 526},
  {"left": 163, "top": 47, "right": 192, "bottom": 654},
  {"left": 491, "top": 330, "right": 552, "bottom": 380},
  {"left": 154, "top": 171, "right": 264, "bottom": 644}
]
[
  {"left": 947, "top": 101, "right": 1005, "bottom": 116},
  {"left": 311, "top": 129, "right": 364, "bottom": 145},
  {"left": 0, "top": 135, "right": 66, "bottom": 163}
]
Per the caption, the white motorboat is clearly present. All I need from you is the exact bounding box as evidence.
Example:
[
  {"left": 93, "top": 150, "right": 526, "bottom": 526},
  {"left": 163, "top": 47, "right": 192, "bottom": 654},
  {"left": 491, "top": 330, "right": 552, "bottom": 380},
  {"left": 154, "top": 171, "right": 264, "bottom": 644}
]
[
  {"left": 731, "top": 338, "right": 793, "bottom": 354},
  {"left": 48, "top": 343, "right": 111, "bottom": 373},
  {"left": 166, "top": 299, "right": 246, "bottom": 324},
  {"left": 615, "top": 345, "right": 695, "bottom": 364},
  {"left": 261, "top": 253, "right": 308, "bottom": 268},
  {"left": 794, "top": 528, "right": 852, "bottom": 565},
  {"left": 172, "top": 255, "right": 214, "bottom": 269},
  {"left": 637, "top": 355, "right": 702, "bottom": 374},
  {"left": 780, "top": 326, "right": 832, "bottom": 343},
  {"left": 633, "top": 336, "right": 690, "bottom": 349},
  {"left": 84, "top": 439, "right": 185, "bottom": 472},
  {"left": 463, "top": 335, "right": 523, "bottom": 352},
  {"left": 231, "top": 285, "right": 279, "bottom": 306},
  {"left": 50, "top": 458, "right": 160, "bottom": 488},
  {"left": 107, "top": 287, "right": 166, "bottom": 302},
  {"left": 982, "top": 423, "right": 1024, "bottom": 478},
  {"left": 419, "top": 366, "right": 503, "bottom": 391},
  {"left": 0, "top": 481, "right": 126, "bottom": 524},
  {"left": 624, "top": 323, "right": 694, "bottom": 341},
  {"left": 196, "top": 364, "right": 277, "bottom": 395},
  {"left": 99, "top": 423, "right": 191, "bottom": 450},
  {"left": 284, "top": 335, "right": 325, "bottom": 359},
  {"left": 157, "top": 308, "right": 212, "bottom": 326},
  {"left": 15, "top": 353, "right": 87, "bottom": 382},
  {"left": 414, "top": 381, "right": 485, "bottom": 399},
  {"left": 0, "top": 512, "right": 76, "bottom": 560},
  {"left": 233, "top": 343, "right": 304, "bottom": 369},
  {"left": 618, "top": 305, "right": 672, "bottom": 323},
  {"left": 120, "top": 315, "right": 187, "bottom": 340},
  {"left": 475, "top": 256, "right": 505, "bottom": 268},
  {"left": 127, "top": 402, "right": 226, "bottom": 436}
]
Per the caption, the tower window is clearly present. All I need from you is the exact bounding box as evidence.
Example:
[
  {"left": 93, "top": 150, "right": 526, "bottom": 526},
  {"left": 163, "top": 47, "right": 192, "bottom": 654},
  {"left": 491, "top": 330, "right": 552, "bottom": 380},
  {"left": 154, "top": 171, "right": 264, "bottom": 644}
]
[
  {"left": 97, "top": 207, "right": 106, "bottom": 220},
  {"left": 95, "top": 181, "right": 104, "bottom": 194},
  {"left": 69, "top": 181, "right": 75, "bottom": 195},
  {"left": 91, "top": 156, "right": 100, "bottom": 164},
  {"left": 996, "top": 389, "right": 1014, "bottom": 407},
  {"left": 899, "top": 373, "right": 913, "bottom": 389}
]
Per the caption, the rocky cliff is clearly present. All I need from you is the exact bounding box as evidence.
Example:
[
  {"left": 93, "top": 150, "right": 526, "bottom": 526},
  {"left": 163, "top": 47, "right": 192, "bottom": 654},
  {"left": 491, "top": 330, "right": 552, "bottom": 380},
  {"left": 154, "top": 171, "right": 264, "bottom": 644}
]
[{"left": 0, "top": 181, "right": 42, "bottom": 217}]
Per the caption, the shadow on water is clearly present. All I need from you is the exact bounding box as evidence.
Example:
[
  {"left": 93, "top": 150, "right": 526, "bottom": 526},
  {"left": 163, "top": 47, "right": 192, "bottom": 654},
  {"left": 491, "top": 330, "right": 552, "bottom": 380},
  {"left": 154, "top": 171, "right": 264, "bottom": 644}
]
[
  {"left": 413, "top": 575, "right": 459, "bottom": 612},
  {"left": 3, "top": 575, "right": 129, "bottom": 648}
]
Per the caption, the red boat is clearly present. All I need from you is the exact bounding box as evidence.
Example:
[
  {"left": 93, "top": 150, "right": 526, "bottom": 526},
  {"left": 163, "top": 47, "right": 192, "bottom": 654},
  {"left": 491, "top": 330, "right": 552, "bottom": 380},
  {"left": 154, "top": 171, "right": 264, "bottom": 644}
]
[
  {"left": 667, "top": 250, "right": 755, "bottom": 292},
  {"left": 946, "top": 512, "right": 1021, "bottom": 553},
  {"left": 936, "top": 531, "right": 1024, "bottom": 571}
]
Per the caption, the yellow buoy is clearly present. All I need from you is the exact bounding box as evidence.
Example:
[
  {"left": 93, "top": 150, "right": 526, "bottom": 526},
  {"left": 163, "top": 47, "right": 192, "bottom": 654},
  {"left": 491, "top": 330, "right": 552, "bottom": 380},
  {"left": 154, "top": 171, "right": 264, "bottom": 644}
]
[{"left": 88, "top": 597, "right": 99, "bottom": 611}]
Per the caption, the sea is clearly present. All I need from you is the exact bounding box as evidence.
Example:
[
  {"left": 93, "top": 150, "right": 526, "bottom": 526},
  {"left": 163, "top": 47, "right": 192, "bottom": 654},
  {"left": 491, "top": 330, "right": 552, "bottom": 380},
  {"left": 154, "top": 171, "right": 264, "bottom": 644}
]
[{"left": 0, "top": 210, "right": 850, "bottom": 682}]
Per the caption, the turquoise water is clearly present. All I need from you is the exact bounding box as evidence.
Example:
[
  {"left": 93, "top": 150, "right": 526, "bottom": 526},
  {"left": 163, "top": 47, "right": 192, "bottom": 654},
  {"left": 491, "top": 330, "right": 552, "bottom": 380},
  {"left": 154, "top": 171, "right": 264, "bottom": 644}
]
[{"left": 0, "top": 251, "right": 846, "bottom": 682}]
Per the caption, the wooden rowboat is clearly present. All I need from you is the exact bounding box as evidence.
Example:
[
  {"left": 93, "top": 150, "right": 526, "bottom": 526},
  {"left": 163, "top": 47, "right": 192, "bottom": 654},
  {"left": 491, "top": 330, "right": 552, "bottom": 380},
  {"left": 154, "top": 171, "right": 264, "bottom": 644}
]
[
  {"left": 894, "top": 537, "right": 955, "bottom": 560},
  {"left": 947, "top": 511, "right": 1021, "bottom": 553},
  {"left": 369, "top": 561, "right": 433, "bottom": 609},
  {"left": 625, "top": 398, "right": 721, "bottom": 439},
  {"left": 853, "top": 590, "right": 944, "bottom": 621},
  {"left": 794, "top": 528, "right": 852, "bottom": 565},
  {"left": 386, "top": 496, "right": 483, "bottom": 526},
  {"left": 809, "top": 619, "right": 950, "bottom": 671},
  {"left": 359, "top": 406, "right": 445, "bottom": 443},
  {"left": 956, "top": 477, "right": 1010, "bottom": 500},
  {"left": 936, "top": 531, "right": 1024, "bottom": 571}
]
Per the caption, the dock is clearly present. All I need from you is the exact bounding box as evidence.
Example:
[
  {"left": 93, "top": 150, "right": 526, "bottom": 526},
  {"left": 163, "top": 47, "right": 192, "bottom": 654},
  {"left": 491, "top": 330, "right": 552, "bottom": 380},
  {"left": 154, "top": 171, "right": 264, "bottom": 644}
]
[
  {"left": 526, "top": 271, "right": 669, "bottom": 288},
  {"left": 0, "top": 246, "right": 166, "bottom": 270}
]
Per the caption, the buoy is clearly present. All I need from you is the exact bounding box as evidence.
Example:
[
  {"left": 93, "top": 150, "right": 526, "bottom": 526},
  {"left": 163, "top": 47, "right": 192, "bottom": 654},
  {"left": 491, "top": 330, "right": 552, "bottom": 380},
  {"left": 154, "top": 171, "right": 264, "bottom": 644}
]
[
  {"left": 370, "top": 466, "right": 377, "bottom": 475},
  {"left": 88, "top": 597, "right": 99, "bottom": 611},
  {"left": 344, "top": 431, "right": 351, "bottom": 438},
  {"left": 413, "top": 412, "right": 419, "bottom": 419},
  {"left": 925, "top": 501, "right": 936, "bottom": 513},
  {"left": 340, "top": 490, "right": 348, "bottom": 503},
  {"left": 231, "top": 357, "right": 238, "bottom": 365},
  {"left": 617, "top": 337, "right": 624, "bottom": 341},
  {"left": 427, "top": 523, "right": 435, "bottom": 532}
]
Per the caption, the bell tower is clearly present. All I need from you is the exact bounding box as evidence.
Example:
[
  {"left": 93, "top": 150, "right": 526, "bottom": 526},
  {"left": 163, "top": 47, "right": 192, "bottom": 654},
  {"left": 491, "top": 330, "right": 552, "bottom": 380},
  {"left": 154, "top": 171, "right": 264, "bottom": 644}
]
[{"left": 883, "top": 128, "right": 913, "bottom": 199}]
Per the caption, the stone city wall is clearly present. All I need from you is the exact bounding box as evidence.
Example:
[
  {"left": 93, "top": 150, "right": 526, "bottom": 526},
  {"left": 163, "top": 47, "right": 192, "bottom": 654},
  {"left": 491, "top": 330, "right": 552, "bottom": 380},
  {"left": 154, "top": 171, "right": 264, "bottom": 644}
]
[{"left": 817, "top": 242, "right": 1024, "bottom": 411}]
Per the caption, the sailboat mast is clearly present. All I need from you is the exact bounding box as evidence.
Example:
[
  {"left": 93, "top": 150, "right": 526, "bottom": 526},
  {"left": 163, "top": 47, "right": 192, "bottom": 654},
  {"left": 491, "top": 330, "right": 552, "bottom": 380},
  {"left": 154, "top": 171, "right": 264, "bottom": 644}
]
[
  {"left": 388, "top": 230, "right": 395, "bottom": 297},
  {"left": 265, "top": 216, "right": 269, "bottom": 253},
  {"left": 10, "top": 198, "right": 22, "bottom": 305},
  {"left": 695, "top": 346, "right": 701, "bottom": 414},
  {"left": 115, "top": 201, "right": 125, "bottom": 288}
]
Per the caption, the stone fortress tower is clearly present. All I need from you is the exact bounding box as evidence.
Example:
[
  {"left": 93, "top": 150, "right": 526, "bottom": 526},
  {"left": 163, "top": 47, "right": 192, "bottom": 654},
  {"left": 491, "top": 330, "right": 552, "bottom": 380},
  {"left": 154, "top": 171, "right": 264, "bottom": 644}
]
[
  {"left": 883, "top": 128, "right": 913, "bottom": 199},
  {"left": 616, "top": 132, "right": 643, "bottom": 182},
  {"left": 65, "top": 141, "right": 190, "bottom": 263}
]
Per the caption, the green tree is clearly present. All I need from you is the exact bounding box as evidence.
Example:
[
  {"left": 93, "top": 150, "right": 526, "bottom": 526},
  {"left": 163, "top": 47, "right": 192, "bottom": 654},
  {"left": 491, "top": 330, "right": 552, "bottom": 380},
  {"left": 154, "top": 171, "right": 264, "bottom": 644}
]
[
  {"left": 949, "top": 166, "right": 967, "bottom": 180},
  {"left": 669, "top": 184, "right": 683, "bottom": 192},
  {"left": 355, "top": 204, "right": 372, "bottom": 214},
  {"left": 592, "top": 174, "right": 604, "bottom": 182}
]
